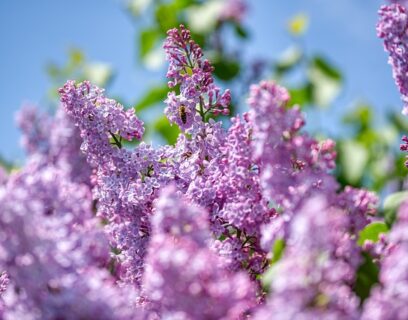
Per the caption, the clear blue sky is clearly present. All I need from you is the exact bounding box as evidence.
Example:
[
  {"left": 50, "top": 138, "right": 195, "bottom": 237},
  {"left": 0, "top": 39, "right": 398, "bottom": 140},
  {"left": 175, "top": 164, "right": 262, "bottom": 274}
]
[{"left": 0, "top": 0, "right": 400, "bottom": 163}]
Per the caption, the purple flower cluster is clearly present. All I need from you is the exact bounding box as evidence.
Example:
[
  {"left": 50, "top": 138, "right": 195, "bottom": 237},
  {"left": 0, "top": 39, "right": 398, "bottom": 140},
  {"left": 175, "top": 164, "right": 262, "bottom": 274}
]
[
  {"left": 164, "top": 25, "right": 231, "bottom": 132},
  {"left": 378, "top": 4, "right": 408, "bottom": 115},
  {"left": 0, "top": 161, "right": 140, "bottom": 319},
  {"left": 389, "top": 0, "right": 408, "bottom": 8},
  {"left": 143, "top": 186, "right": 255, "bottom": 319},
  {"left": 16, "top": 104, "right": 92, "bottom": 185},
  {"left": 219, "top": 0, "right": 247, "bottom": 23},
  {"left": 256, "top": 197, "right": 361, "bottom": 320},
  {"left": 1, "top": 24, "right": 390, "bottom": 319},
  {"left": 362, "top": 201, "right": 408, "bottom": 320}
]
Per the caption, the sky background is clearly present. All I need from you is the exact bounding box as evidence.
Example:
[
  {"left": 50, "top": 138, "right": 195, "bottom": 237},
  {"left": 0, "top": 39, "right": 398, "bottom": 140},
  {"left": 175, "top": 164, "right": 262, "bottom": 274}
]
[{"left": 0, "top": 0, "right": 401, "bottom": 164}]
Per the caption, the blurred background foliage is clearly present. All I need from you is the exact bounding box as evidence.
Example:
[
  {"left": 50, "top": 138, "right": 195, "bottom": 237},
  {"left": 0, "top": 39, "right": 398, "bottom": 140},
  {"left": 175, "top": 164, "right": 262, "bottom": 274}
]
[{"left": 5, "top": 0, "right": 408, "bottom": 210}]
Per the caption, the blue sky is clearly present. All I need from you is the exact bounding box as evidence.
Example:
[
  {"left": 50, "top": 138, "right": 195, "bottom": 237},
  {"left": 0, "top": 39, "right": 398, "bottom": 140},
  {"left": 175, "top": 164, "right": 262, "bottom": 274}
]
[{"left": 0, "top": 0, "right": 400, "bottom": 163}]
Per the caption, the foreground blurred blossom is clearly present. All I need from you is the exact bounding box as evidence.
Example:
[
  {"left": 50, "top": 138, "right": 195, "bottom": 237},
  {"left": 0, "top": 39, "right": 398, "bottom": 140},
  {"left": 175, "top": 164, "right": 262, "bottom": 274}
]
[
  {"left": 143, "top": 186, "right": 255, "bottom": 319},
  {"left": 362, "top": 201, "right": 408, "bottom": 320},
  {"left": 256, "top": 197, "right": 360, "bottom": 320},
  {"left": 0, "top": 161, "right": 140, "bottom": 319}
]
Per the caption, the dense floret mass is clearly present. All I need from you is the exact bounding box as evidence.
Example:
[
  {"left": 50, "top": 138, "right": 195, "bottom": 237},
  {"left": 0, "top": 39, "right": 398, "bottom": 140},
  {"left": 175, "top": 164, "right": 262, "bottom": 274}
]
[{"left": 1, "top": 19, "right": 404, "bottom": 319}]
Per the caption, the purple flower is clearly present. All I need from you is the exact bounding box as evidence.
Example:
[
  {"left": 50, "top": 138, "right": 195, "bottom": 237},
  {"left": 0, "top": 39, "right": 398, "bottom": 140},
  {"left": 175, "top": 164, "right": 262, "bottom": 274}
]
[
  {"left": 0, "top": 162, "right": 140, "bottom": 319},
  {"left": 378, "top": 4, "right": 408, "bottom": 115},
  {"left": 163, "top": 25, "right": 231, "bottom": 131},
  {"left": 143, "top": 186, "right": 256, "bottom": 319},
  {"left": 256, "top": 197, "right": 360, "bottom": 320},
  {"left": 362, "top": 200, "right": 408, "bottom": 320},
  {"left": 219, "top": 0, "right": 247, "bottom": 23}
]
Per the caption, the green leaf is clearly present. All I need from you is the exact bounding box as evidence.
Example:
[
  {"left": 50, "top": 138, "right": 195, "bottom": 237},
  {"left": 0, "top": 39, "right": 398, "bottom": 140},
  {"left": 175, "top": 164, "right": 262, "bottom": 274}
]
[
  {"left": 128, "top": 0, "right": 152, "bottom": 16},
  {"left": 233, "top": 22, "right": 248, "bottom": 39},
  {"left": 186, "top": 1, "right": 224, "bottom": 33},
  {"left": 343, "top": 103, "right": 373, "bottom": 131},
  {"left": 383, "top": 191, "right": 408, "bottom": 227},
  {"left": 155, "top": 3, "right": 178, "bottom": 32},
  {"left": 261, "top": 239, "right": 286, "bottom": 290},
  {"left": 274, "top": 46, "right": 303, "bottom": 77},
  {"left": 83, "top": 63, "right": 113, "bottom": 87},
  {"left": 270, "top": 238, "right": 285, "bottom": 265},
  {"left": 154, "top": 116, "right": 180, "bottom": 144},
  {"left": 357, "top": 222, "right": 389, "bottom": 246},
  {"left": 213, "top": 58, "right": 240, "bottom": 81},
  {"left": 139, "top": 28, "right": 161, "bottom": 59},
  {"left": 288, "top": 84, "right": 312, "bottom": 107},
  {"left": 338, "top": 140, "right": 369, "bottom": 185},
  {"left": 134, "top": 85, "right": 169, "bottom": 112},
  {"left": 308, "top": 56, "right": 342, "bottom": 108},
  {"left": 354, "top": 252, "right": 379, "bottom": 302}
]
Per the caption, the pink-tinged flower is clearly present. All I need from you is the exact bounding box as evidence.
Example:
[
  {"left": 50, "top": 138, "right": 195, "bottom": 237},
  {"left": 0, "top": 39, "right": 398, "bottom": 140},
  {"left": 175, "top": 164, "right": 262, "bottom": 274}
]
[{"left": 219, "top": 0, "right": 247, "bottom": 23}]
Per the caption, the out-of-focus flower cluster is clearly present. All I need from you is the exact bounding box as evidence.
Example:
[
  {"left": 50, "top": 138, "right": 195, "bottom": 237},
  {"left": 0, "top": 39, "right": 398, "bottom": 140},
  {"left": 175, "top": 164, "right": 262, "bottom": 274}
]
[{"left": 0, "top": 11, "right": 406, "bottom": 318}]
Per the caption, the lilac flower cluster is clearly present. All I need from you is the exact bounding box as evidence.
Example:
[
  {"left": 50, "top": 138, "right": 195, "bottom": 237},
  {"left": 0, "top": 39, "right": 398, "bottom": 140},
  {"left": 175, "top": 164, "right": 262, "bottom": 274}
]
[
  {"left": 0, "top": 160, "right": 140, "bottom": 319},
  {"left": 256, "top": 197, "right": 360, "bottom": 320},
  {"left": 219, "top": 0, "right": 247, "bottom": 23},
  {"left": 389, "top": 0, "right": 408, "bottom": 8},
  {"left": 164, "top": 25, "right": 231, "bottom": 132},
  {"left": 143, "top": 186, "right": 255, "bottom": 319},
  {"left": 1, "top": 24, "right": 390, "bottom": 319},
  {"left": 378, "top": 4, "right": 408, "bottom": 116},
  {"left": 378, "top": 4, "right": 408, "bottom": 166},
  {"left": 362, "top": 201, "right": 408, "bottom": 320},
  {"left": 16, "top": 104, "right": 92, "bottom": 185}
]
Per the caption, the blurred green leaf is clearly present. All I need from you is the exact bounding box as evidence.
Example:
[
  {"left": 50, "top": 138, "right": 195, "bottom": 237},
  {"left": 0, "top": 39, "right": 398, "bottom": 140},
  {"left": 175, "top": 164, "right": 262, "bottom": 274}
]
[
  {"left": 233, "top": 22, "right": 248, "bottom": 39},
  {"left": 383, "top": 190, "right": 408, "bottom": 227},
  {"left": 134, "top": 85, "right": 169, "bottom": 112},
  {"left": 343, "top": 104, "right": 373, "bottom": 132},
  {"left": 154, "top": 116, "right": 180, "bottom": 144},
  {"left": 84, "top": 63, "right": 113, "bottom": 87},
  {"left": 354, "top": 252, "right": 379, "bottom": 303},
  {"left": 261, "top": 239, "right": 286, "bottom": 290},
  {"left": 155, "top": 3, "right": 178, "bottom": 32},
  {"left": 213, "top": 58, "right": 240, "bottom": 81},
  {"left": 389, "top": 112, "right": 408, "bottom": 132},
  {"left": 275, "top": 46, "right": 303, "bottom": 77},
  {"left": 338, "top": 140, "right": 368, "bottom": 185},
  {"left": 288, "top": 84, "right": 312, "bottom": 107},
  {"left": 357, "top": 222, "right": 388, "bottom": 246},
  {"left": 128, "top": 0, "right": 152, "bottom": 16},
  {"left": 139, "top": 28, "right": 161, "bottom": 59},
  {"left": 308, "top": 56, "right": 342, "bottom": 108},
  {"left": 270, "top": 238, "right": 285, "bottom": 265},
  {"left": 186, "top": 1, "right": 223, "bottom": 33},
  {"left": 173, "top": 0, "right": 196, "bottom": 10}
]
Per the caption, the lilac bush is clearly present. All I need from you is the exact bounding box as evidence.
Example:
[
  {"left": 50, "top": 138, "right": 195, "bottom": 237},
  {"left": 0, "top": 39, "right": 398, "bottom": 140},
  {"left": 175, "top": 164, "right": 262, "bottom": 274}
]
[{"left": 1, "top": 1, "right": 408, "bottom": 317}]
